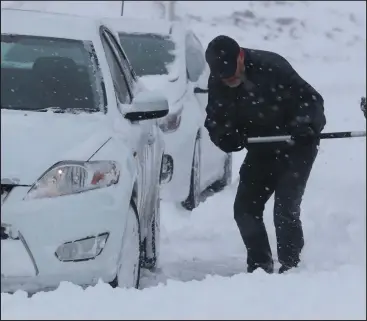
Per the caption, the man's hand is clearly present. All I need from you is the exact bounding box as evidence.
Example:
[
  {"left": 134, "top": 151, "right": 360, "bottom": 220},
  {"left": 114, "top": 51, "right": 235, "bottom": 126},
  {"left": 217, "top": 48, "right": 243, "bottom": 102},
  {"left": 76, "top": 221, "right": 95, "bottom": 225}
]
[{"left": 205, "top": 117, "right": 247, "bottom": 153}]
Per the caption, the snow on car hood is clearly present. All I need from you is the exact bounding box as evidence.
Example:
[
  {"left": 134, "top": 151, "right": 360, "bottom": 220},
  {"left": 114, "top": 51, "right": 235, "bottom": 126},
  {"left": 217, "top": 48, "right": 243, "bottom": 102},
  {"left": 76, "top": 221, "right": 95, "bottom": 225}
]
[{"left": 1, "top": 110, "right": 111, "bottom": 185}]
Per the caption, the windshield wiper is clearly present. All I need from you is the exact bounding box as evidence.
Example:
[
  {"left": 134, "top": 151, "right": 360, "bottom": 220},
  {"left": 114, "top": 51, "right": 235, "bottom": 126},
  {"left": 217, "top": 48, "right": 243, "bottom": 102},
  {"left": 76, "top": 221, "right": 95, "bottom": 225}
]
[
  {"left": 39, "top": 107, "right": 101, "bottom": 114},
  {"left": 1, "top": 106, "right": 100, "bottom": 113},
  {"left": 1, "top": 106, "right": 65, "bottom": 113},
  {"left": 36, "top": 107, "right": 66, "bottom": 113}
]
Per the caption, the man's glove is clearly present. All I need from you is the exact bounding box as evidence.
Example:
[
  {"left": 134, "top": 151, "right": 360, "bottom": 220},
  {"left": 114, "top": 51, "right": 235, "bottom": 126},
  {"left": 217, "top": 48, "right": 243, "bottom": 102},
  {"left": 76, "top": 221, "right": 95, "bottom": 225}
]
[
  {"left": 205, "top": 114, "right": 248, "bottom": 153},
  {"left": 210, "top": 127, "right": 248, "bottom": 153},
  {"left": 290, "top": 126, "right": 317, "bottom": 144},
  {"left": 361, "top": 97, "right": 366, "bottom": 118}
]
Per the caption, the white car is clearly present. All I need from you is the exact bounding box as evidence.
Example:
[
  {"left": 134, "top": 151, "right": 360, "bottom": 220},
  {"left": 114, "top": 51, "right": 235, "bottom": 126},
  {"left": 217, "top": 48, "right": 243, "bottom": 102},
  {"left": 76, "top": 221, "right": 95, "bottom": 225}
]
[
  {"left": 1, "top": 9, "right": 169, "bottom": 293},
  {"left": 103, "top": 18, "right": 232, "bottom": 211}
]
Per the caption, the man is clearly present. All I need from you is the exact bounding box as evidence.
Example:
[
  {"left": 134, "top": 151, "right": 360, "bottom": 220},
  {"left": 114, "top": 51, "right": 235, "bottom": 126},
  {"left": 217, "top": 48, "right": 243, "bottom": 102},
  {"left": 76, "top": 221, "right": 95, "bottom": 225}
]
[
  {"left": 204, "top": 35, "right": 326, "bottom": 274},
  {"left": 361, "top": 97, "right": 366, "bottom": 118}
]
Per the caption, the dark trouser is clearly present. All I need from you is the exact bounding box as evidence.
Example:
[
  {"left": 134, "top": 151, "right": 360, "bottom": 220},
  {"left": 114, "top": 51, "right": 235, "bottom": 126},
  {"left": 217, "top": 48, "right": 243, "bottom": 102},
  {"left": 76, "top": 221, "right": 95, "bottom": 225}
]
[{"left": 234, "top": 143, "right": 319, "bottom": 268}]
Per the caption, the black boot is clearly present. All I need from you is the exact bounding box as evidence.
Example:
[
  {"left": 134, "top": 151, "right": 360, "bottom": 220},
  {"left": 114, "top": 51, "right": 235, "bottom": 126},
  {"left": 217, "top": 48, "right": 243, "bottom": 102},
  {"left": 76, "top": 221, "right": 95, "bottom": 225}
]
[
  {"left": 247, "top": 261, "right": 274, "bottom": 274},
  {"left": 278, "top": 264, "right": 298, "bottom": 274}
]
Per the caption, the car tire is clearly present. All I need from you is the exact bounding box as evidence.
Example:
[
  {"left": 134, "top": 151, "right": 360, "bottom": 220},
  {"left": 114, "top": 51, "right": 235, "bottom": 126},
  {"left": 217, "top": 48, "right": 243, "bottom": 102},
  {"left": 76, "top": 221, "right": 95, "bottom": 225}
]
[
  {"left": 181, "top": 135, "right": 201, "bottom": 211},
  {"left": 211, "top": 153, "right": 233, "bottom": 192},
  {"left": 110, "top": 200, "right": 141, "bottom": 289},
  {"left": 142, "top": 180, "right": 161, "bottom": 270}
]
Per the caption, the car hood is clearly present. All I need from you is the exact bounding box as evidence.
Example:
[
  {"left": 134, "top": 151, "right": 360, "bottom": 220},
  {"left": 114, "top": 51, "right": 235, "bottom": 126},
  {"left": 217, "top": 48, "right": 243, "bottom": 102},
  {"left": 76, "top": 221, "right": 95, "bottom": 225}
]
[{"left": 1, "top": 110, "right": 111, "bottom": 185}]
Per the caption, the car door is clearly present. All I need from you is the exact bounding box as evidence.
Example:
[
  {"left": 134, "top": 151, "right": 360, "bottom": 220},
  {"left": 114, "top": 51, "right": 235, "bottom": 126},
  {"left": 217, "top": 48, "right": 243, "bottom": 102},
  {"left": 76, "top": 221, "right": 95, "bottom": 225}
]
[
  {"left": 110, "top": 29, "right": 163, "bottom": 197},
  {"left": 185, "top": 32, "right": 227, "bottom": 189},
  {"left": 108, "top": 30, "right": 160, "bottom": 215},
  {"left": 100, "top": 27, "right": 152, "bottom": 226}
]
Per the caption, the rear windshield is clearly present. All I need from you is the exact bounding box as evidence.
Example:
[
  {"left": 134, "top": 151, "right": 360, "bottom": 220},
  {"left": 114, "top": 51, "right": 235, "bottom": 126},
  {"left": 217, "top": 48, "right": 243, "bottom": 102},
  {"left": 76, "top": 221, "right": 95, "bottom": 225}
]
[
  {"left": 1, "top": 34, "right": 105, "bottom": 113},
  {"left": 118, "top": 33, "right": 176, "bottom": 77}
]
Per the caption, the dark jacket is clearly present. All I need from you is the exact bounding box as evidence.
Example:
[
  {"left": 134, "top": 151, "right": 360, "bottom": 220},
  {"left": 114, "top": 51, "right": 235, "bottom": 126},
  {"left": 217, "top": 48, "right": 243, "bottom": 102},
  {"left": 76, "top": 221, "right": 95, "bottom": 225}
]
[{"left": 204, "top": 48, "right": 326, "bottom": 154}]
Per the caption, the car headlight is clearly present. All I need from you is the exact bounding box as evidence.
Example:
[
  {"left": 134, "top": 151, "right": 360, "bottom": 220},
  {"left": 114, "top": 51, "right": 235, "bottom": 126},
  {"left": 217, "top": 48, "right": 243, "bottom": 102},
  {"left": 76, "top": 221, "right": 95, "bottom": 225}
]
[{"left": 25, "top": 161, "right": 120, "bottom": 200}]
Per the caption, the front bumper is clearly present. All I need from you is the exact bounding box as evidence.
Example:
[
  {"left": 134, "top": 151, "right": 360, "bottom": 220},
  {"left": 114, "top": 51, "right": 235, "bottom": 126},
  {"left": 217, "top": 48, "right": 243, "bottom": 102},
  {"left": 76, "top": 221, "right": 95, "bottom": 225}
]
[
  {"left": 1, "top": 181, "right": 133, "bottom": 294},
  {"left": 1, "top": 266, "right": 112, "bottom": 294}
]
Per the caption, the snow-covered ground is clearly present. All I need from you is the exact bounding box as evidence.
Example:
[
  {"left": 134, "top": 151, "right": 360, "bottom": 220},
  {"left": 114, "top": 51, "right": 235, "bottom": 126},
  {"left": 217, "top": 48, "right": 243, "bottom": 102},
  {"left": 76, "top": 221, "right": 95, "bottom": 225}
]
[{"left": 1, "top": 1, "right": 366, "bottom": 319}]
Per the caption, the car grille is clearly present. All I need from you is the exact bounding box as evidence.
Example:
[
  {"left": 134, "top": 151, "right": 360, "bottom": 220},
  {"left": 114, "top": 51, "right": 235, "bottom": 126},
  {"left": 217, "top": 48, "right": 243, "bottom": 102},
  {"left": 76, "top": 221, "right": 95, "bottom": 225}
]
[{"left": 1, "top": 184, "right": 14, "bottom": 206}]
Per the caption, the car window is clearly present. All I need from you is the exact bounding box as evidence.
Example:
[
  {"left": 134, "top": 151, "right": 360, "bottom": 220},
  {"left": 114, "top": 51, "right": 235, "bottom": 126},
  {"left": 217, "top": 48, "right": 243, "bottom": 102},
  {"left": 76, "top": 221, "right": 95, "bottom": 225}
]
[
  {"left": 101, "top": 31, "right": 131, "bottom": 104},
  {"left": 1, "top": 34, "right": 104, "bottom": 113},
  {"left": 103, "top": 29, "right": 136, "bottom": 93},
  {"left": 185, "top": 32, "right": 206, "bottom": 83},
  {"left": 118, "top": 32, "right": 176, "bottom": 77}
]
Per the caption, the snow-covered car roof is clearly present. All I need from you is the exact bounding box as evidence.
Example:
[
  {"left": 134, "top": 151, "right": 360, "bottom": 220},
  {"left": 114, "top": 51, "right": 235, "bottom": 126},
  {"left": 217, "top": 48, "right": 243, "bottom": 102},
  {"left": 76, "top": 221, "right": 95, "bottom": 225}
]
[
  {"left": 1, "top": 8, "right": 102, "bottom": 41},
  {"left": 102, "top": 17, "right": 182, "bottom": 37}
]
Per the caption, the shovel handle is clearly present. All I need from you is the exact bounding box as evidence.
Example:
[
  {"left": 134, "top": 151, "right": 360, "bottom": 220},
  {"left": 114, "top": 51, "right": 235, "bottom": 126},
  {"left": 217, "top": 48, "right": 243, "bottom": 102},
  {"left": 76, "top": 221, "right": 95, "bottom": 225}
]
[{"left": 247, "top": 131, "right": 366, "bottom": 144}]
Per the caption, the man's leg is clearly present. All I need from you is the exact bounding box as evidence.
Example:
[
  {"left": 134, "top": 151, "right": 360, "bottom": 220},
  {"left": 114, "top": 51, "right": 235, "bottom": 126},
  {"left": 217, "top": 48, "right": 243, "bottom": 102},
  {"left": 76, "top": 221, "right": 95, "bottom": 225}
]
[
  {"left": 273, "top": 144, "right": 319, "bottom": 271},
  {"left": 234, "top": 152, "right": 278, "bottom": 272}
]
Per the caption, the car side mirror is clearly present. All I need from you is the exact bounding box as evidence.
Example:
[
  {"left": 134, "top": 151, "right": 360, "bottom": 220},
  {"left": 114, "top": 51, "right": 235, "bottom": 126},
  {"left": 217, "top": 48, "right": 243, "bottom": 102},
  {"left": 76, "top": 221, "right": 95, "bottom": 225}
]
[
  {"left": 194, "top": 87, "right": 208, "bottom": 94},
  {"left": 125, "top": 90, "right": 169, "bottom": 122}
]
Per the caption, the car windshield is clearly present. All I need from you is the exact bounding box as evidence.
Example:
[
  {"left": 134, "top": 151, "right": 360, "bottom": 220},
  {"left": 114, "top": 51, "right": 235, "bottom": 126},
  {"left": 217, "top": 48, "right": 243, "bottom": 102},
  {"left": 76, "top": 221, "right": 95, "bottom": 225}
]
[
  {"left": 1, "top": 34, "right": 104, "bottom": 113},
  {"left": 118, "top": 33, "right": 176, "bottom": 77}
]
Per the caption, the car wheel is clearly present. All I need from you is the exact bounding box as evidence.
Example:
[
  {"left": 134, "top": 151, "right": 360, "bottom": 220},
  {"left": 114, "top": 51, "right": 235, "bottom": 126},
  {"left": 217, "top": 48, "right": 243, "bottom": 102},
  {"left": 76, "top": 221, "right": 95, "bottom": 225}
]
[
  {"left": 181, "top": 135, "right": 201, "bottom": 211},
  {"left": 212, "top": 153, "right": 233, "bottom": 192},
  {"left": 142, "top": 182, "right": 161, "bottom": 270},
  {"left": 110, "top": 200, "right": 141, "bottom": 289}
]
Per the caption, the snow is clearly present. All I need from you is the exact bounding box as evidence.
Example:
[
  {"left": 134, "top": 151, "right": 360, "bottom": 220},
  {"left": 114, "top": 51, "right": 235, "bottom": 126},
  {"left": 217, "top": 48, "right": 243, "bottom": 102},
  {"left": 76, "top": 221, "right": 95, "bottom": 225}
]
[
  {"left": 1, "top": 240, "right": 36, "bottom": 278},
  {"left": 1, "top": 111, "right": 109, "bottom": 185},
  {"left": 1, "top": 8, "right": 103, "bottom": 41},
  {"left": 102, "top": 16, "right": 172, "bottom": 36},
  {"left": 1, "top": 267, "right": 365, "bottom": 320},
  {"left": 1, "top": 1, "right": 366, "bottom": 320},
  {"left": 1, "top": 1, "right": 162, "bottom": 19}
]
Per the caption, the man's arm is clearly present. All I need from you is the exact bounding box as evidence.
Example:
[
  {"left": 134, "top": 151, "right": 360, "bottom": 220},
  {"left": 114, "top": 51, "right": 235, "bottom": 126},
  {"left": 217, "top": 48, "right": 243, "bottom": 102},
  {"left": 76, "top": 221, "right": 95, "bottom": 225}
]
[
  {"left": 275, "top": 54, "right": 327, "bottom": 135},
  {"left": 204, "top": 80, "right": 247, "bottom": 153}
]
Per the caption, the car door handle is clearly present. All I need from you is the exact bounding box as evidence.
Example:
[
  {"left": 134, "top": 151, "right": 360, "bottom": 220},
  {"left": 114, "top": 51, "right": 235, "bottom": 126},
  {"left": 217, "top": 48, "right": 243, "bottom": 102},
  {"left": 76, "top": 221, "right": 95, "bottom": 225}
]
[{"left": 194, "top": 87, "right": 208, "bottom": 94}]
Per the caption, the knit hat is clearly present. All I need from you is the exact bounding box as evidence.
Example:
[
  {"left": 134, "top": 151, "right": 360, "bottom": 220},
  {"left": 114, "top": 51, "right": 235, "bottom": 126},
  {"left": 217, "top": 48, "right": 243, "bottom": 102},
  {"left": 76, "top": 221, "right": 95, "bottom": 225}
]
[{"left": 205, "top": 35, "right": 240, "bottom": 79}]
